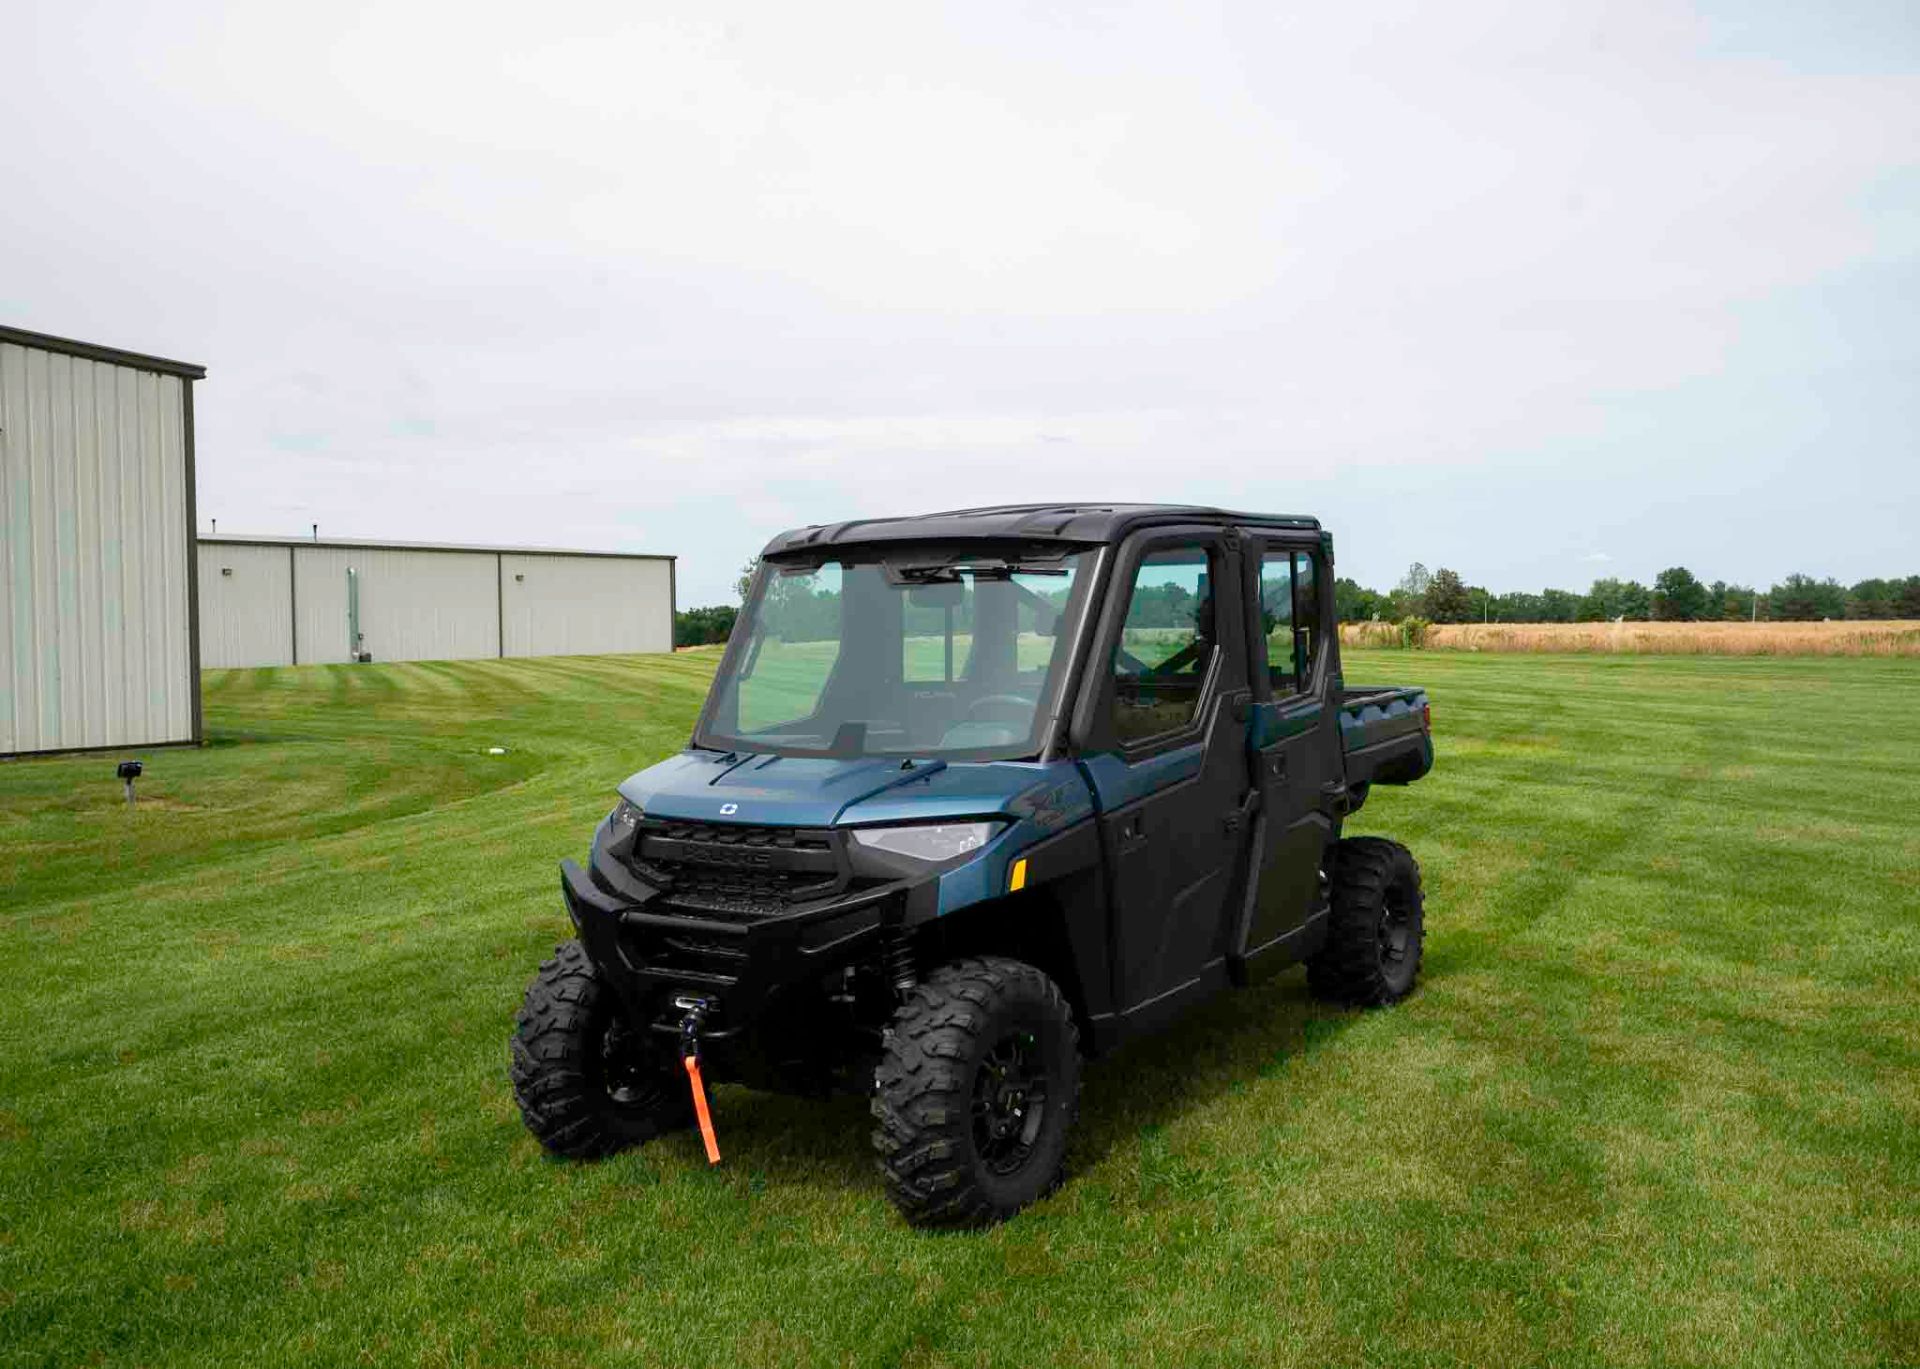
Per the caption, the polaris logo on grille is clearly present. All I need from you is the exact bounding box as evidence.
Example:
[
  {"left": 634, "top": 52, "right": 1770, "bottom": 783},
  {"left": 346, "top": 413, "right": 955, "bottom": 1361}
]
[{"left": 719, "top": 803, "right": 738, "bottom": 816}]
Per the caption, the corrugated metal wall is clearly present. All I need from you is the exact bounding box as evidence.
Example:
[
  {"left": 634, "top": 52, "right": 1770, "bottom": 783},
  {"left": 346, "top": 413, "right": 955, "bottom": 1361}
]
[
  {"left": 196, "top": 542, "right": 292, "bottom": 668},
  {"left": 293, "top": 545, "right": 499, "bottom": 664},
  {"left": 1, "top": 341, "right": 196, "bottom": 754},
  {"left": 501, "top": 554, "right": 672, "bottom": 657},
  {"left": 194, "top": 541, "right": 673, "bottom": 667}
]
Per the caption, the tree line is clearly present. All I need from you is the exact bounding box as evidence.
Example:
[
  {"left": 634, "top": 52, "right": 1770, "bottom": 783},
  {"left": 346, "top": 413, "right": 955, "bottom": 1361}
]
[
  {"left": 679, "top": 559, "right": 1920, "bottom": 645},
  {"left": 1342, "top": 565, "right": 1920, "bottom": 625}
]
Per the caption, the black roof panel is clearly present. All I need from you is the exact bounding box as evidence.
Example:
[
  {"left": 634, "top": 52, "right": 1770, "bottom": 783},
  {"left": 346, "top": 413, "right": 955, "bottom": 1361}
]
[{"left": 761, "top": 503, "right": 1319, "bottom": 555}]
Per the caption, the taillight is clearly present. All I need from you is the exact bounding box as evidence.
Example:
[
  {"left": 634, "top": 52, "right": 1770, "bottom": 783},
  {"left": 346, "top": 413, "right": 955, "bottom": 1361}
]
[{"left": 1423, "top": 702, "right": 1432, "bottom": 730}]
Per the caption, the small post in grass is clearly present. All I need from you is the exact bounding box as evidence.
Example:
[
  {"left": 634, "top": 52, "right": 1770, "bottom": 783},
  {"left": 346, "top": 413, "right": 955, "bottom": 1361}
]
[{"left": 116, "top": 759, "right": 144, "bottom": 808}]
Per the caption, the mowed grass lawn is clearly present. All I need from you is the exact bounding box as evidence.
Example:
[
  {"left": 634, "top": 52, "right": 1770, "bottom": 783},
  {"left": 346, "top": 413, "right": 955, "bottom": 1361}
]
[{"left": 3, "top": 650, "right": 1917, "bottom": 1367}]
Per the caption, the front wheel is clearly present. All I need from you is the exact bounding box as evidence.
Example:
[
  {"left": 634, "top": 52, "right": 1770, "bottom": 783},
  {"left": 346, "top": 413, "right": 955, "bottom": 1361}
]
[
  {"left": 871, "top": 957, "right": 1082, "bottom": 1229},
  {"left": 510, "top": 940, "right": 690, "bottom": 1158},
  {"left": 1307, "top": 837, "right": 1426, "bottom": 1006}
]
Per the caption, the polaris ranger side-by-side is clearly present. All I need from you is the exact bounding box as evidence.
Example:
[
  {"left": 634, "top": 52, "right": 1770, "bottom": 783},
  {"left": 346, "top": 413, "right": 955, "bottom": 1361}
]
[{"left": 512, "top": 504, "right": 1433, "bottom": 1227}]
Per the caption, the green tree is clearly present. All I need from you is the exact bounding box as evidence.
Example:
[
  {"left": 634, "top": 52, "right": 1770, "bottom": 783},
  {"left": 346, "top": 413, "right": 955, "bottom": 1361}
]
[
  {"left": 1651, "top": 566, "right": 1709, "bottom": 621},
  {"left": 1898, "top": 577, "right": 1920, "bottom": 619},
  {"left": 673, "top": 604, "right": 739, "bottom": 647},
  {"left": 1716, "top": 583, "right": 1757, "bottom": 620},
  {"left": 1769, "top": 574, "right": 1846, "bottom": 621},
  {"left": 1385, "top": 564, "right": 1430, "bottom": 621},
  {"left": 1423, "top": 568, "right": 1472, "bottom": 623},
  {"left": 1846, "top": 578, "right": 1894, "bottom": 620},
  {"left": 1539, "top": 588, "right": 1582, "bottom": 623},
  {"left": 1580, "top": 578, "right": 1625, "bottom": 621},
  {"left": 1582, "top": 578, "right": 1651, "bottom": 620},
  {"left": 1490, "top": 590, "right": 1543, "bottom": 621},
  {"left": 1334, "top": 577, "right": 1386, "bottom": 623},
  {"left": 734, "top": 557, "right": 760, "bottom": 603}
]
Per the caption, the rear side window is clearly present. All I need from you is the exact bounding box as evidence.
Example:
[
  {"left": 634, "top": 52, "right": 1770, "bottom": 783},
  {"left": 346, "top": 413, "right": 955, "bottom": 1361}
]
[
  {"left": 1110, "top": 545, "right": 1216, "bottom": 744},
  {"left": 1259, "top": 551, "right": 1320, "bottom": 695}
]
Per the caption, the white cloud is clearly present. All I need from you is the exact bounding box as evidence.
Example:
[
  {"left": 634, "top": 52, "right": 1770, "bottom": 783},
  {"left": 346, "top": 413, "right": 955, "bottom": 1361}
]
[{"left": 4, "top": 0, "right": 1916, "bottom": 600}]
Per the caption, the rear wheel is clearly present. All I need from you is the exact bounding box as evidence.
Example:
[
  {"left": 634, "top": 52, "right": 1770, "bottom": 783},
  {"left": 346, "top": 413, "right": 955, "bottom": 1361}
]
[
  {"left": 871, "top": 956, "right": 1081, "bottom": 1228},
  {"left": 510, "top": 940, "right": 690, "bottom": 1158},
  {"left": 1307, "top": 837, "right": 1425, "bottom": 1006}
]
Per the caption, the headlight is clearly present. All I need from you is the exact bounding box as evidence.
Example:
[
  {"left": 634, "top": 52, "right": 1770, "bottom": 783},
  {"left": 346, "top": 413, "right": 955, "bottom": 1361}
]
[
  {"left": 850, "top": 821, "right": 1002, "bottom": 863},
  {"left": 609, "top": 800, "right": 643, "bottom": 830}
]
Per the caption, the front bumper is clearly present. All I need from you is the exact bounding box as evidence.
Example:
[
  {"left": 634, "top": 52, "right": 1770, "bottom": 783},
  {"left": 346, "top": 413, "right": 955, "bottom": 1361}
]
[{"left": 558, "top": 816, "right": 927, "bottom": 1072}]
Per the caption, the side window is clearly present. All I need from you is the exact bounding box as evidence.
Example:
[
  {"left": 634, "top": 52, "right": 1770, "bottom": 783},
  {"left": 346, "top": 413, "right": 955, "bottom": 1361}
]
[
  {"left": 1110, "top": 545, "right": 1216, "bottom": 745},
  {"left": 1293, "top": 551, "right": 1318, "bottom": 684},
  {"left": 1259, "top": 550, "right": 1321, "bottom": 695}
]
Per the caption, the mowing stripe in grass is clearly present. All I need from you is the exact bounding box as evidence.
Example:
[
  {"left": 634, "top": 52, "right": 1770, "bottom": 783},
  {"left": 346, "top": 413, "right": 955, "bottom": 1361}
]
[{"left": 1, "top": 649, "right": 1915, "bottom": 1367}]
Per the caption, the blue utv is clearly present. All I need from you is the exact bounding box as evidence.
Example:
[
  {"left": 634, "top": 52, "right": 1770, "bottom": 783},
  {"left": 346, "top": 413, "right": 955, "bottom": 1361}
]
[{"left": 512, "top": 504, "right": 1433, "bottom": 1227}]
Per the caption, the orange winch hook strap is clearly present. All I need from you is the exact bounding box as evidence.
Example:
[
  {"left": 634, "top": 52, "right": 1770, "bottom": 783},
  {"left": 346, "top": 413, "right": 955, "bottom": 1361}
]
[{"left": 683, "top": 1055, "right": 721, "bottom": 1165}]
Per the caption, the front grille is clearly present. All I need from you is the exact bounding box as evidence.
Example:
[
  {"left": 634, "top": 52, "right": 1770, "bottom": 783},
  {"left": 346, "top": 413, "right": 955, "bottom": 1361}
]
[
  {"left": 631, "top": 819, "right": 850, "bottom": 916},
  {"left": 667, "top": 867, "right": 831, "bottom": 916},
  {"left": 649, "top": 820, "right": 834, "bottom": 853}
]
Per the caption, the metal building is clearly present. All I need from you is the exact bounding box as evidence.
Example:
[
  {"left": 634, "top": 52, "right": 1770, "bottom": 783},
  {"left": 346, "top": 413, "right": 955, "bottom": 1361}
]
[
  {"left": 196, "top": 536, "right": 675, "bottom": 668},
  {"left": 1, "top": 326, "right": 204, "bottom": 757}
]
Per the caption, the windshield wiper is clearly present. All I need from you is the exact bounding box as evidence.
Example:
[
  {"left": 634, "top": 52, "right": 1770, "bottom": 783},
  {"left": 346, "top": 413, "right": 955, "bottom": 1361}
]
[
  {"left": 890, "top": 561, "right": 1068, "bottom": 582},
  {"left": 893, "top": 565, "right": 964, "bottom": 584}
]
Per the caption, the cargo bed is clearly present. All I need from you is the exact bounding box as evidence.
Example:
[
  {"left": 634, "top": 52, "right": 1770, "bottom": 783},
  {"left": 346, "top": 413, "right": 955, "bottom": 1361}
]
[{"left": 1338, "top": 685, "right": 1433, "bottom": 788}]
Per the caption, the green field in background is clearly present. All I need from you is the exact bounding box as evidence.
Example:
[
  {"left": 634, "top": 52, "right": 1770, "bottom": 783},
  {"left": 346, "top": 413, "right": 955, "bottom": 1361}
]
[
  {"left": 2, "top": 650, "right": 1916, "bottom": 1366},
  {"left": 736, "top": 633, "right": 1062, "bottom": 732}
]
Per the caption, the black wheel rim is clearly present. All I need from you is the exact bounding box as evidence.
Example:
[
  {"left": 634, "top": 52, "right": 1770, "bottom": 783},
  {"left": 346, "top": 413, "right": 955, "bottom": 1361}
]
[
  {"left": 595, "top": 1017, "right": 672, "bottom": 1116},
  {"left": 971, "top": 1029, "right": 1049, "bottom": 1176},
  {"left": 1379, "top": 893, "right": 1413, "bottom": 969}
]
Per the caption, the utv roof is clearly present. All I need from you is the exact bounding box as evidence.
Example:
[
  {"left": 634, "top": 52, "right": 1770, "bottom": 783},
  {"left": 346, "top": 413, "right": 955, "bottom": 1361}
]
[{"left": 762, "top": 504, "right": 1321, "bottom": 556}]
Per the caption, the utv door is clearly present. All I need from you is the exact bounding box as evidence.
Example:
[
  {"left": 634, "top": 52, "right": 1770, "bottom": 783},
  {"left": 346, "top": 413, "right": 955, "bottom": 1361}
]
[
  {"left": 1231, "top": 536, "right": 1341, "bottom": 979},
  {"left": 1073, "top": 530, "right": 1258, "bottom": 1039}
]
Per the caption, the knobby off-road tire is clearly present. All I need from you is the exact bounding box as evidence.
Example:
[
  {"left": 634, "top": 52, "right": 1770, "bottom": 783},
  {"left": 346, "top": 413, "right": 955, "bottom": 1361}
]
[
  {"left": 872, "top": 957, "right": 1082, "bottom": 1229},
  {"left": 510, "top": 940, "right": 690, "bottom": 1159},
  {"left": 1307, "top": 837, "right": 1426, "bottom": 1007}
]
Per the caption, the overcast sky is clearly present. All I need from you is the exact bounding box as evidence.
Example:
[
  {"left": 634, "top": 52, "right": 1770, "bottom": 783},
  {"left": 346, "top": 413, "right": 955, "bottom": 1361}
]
[{"left": 5, "top": 1, "right": 1916, "bottom": 605}]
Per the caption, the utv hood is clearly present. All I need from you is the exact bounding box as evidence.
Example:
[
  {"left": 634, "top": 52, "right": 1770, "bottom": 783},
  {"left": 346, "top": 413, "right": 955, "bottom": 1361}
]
[{"left": 617, "top": 749, "right": 1090, "bottom": 830}]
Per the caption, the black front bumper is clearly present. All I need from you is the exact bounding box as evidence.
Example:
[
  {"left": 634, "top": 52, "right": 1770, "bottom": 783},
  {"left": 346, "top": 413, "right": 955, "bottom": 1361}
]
[{"left": 559, "top": 818, "right": 919, "bottom": 1073}]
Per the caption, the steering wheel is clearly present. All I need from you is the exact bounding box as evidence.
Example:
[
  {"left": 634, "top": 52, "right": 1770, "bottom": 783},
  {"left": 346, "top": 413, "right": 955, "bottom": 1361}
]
[{"left": 967, "top": 694, "right": 1035, "bottom": 724}]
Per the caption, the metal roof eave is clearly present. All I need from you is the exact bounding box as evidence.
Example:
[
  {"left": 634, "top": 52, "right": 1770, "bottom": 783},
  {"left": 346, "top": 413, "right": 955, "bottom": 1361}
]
[
  {"left": 0, "top": 324, "right": 207, "bottom": 380},
  {"left": 198, "top": 534, "right": 674, "bottom": 562}
]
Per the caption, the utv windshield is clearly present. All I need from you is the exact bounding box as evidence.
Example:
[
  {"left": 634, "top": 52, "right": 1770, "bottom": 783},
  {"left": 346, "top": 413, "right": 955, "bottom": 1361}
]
[{"left": 697, "top": 545, "right": 1096, "bottom": 760}]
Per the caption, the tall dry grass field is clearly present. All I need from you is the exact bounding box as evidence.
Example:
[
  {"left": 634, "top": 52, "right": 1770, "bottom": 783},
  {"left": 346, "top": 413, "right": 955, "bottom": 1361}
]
[{"left": 1340, "top": 618, "right": 1920, "bottom": 655}]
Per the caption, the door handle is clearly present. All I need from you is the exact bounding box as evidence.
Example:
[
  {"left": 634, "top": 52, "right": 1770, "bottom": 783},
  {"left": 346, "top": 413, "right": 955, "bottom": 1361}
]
[{"left": 1264, "top": 752, "right": 1287, "bottom": 783}]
